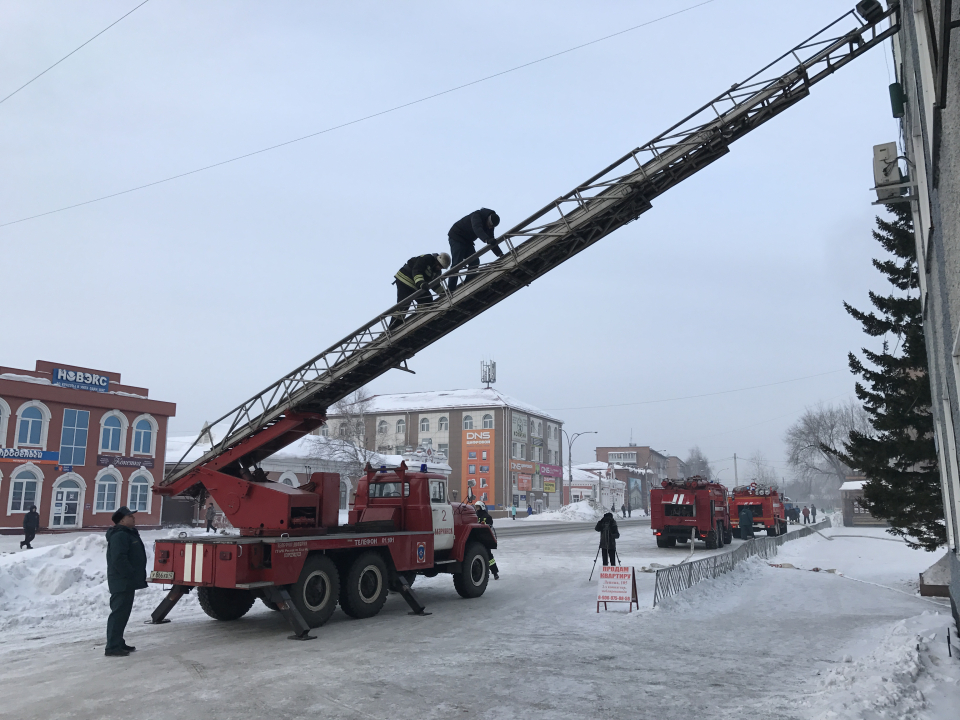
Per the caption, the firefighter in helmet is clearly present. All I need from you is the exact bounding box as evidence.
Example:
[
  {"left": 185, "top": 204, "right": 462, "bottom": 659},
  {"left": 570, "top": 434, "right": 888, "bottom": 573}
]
[{"left": 473, "top": 501, "right": 500, "bottom": 580}]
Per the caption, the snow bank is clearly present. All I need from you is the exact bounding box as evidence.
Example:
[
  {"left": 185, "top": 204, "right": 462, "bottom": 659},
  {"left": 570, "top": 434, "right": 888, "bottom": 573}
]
[
  {"left": 798, "top": 611, "right": 960, "bottom": 720},
  {"left": 516, "top": 500, "right": 604, "bottom": 523}
]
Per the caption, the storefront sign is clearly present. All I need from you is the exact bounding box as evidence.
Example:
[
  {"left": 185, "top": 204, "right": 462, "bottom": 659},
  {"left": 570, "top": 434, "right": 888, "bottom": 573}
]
[
  {"left": 52, "top": 368, "right": 110, "bottom": 393},
  {"left": 511, "top": 414, "right": 527, "bottom": 441},
  {"left": 532, "top": 437, "right": 543, "bottom": 447},
  {"left": 97, "top": 455, "right": 155, "bottom": 469},
  {"left": 0, "top": 448, "right": 60, "bottom": 464},
  {"left": 462, "top": 429, "right": 494, "bottom": 504},
  {"left": 518, "top": 474, "right": 532, "bottom": 491},
  {"left": 539, "top": 463, "right": 563, "bottom": 478},
  {"left": 509, "top": 460, "right": 535, "bottom": 475},
  {"left": 543, "top": 481, "right": 556, "bottom": 493}
]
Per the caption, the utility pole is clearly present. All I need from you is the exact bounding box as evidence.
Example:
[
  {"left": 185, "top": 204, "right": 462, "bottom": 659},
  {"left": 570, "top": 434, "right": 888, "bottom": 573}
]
[{"left": 733, "top": 453, "right": 738, "bottom": 484}]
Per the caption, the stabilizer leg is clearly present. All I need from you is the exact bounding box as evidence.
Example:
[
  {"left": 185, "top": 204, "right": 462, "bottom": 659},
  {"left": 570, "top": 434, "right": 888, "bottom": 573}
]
[
  {"left": 262, "top": 586, "right": 316, "bottom": 641},
  {"left": 397, "top": 576, "right": 431, "bottom": 616},
  {"left": 149, "top": 584, "right": 190, "bottom": 624}
]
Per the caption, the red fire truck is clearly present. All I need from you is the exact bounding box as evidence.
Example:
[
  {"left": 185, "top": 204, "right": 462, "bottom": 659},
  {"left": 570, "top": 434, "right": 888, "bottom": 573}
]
[
  {"left": 650, "top": 477, "right": 732, "bottom": 549},
  {"left": 149, "top": 458, "right": 496, "bottom": 639},
  {"left": 728, "top": 483, "right": 788, "bottom": 537}
]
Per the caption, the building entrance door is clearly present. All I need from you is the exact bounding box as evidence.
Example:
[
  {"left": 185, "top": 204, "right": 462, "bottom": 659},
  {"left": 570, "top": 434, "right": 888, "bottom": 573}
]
[{"left": 52, "top": 480, "right": 81, "bottom": 528}]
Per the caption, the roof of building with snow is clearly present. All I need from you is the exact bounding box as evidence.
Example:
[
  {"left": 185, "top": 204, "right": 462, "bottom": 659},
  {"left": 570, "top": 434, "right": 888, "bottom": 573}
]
[
  {"left": 330, "top": 388, "right": 562, "bottom": 422},
  {"left": 839, "top": 480, "right": 865, "bottom": 491}
]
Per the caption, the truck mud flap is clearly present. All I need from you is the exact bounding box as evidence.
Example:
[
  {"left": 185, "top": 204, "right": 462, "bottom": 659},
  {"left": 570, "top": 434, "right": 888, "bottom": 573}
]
[{"left": 261, "top": 586, "right": 317, "bottom": 641}]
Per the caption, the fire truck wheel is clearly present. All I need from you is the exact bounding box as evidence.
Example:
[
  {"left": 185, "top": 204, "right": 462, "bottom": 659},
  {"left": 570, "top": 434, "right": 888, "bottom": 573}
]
[
  {"left": 340, "top": 552, "right": 389, "bottom": 619},
  {"left": 766, "top": 526, "right": 777, "bottom": 537},
  {"left": 715, "top": 522, "right": 725, "bottom": 547},
  {"left": 655, "top": 536, "right": 676, "bottom": 548},
  {"left": 292, "top": 554, "right": 341, "bottom": 627},
  {"left": 705, "top": 528, "right": 719, "bottom": 549},
  {"left": 197, "top": 587, "right": 256, "bottom": 621},
  {"left": 453, "top": 542, "right": 490, "bottom": 599},
  {"left": 722, "top": 523, "right": 733, "bottom": 545}
]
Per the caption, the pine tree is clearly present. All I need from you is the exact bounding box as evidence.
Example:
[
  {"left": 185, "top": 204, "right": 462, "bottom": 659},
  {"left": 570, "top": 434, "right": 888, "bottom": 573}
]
[{"left": 838, "top": 204, "right": 945, "bottom": 550}]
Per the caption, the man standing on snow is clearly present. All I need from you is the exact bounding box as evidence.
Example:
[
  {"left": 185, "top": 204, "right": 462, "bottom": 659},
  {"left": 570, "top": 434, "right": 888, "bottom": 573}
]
[
  {"left": 810, "top": 503, "right": 817, "bottom": 523},
  {"left": 20, "top": 504, "right": 40, "bottom": 549},
  {"left": 473, "top": 502, "right": 500, "bottom": 580},
  {"left": 594, "top": 512, "right": 620, "bottom": 566},
  {"left": 802, "top": 506, "right": 810, "bottom": 524},
  {"left": 105, "top": 506, "right": 148, "bottom": 657},
  {"left": 447, "top": 208, "right": 503, "bottom": 292},
  {"left": 205, "top": 502, "right": 217, "bottom": 533},
  {"left": 621, "top": 502, "right": 626, "bottom": 519},
  {"left": 738, "top": 506, "right": 755, "bottom": 539}
]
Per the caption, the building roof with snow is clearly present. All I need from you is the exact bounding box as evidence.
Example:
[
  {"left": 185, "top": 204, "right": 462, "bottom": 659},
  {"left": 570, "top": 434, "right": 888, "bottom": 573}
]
[
  {"left": 839, "top": 480, "right": 866, "bottom": 492},
  {"left": 339, "top": 388, "right": 561, "bottom": 423}
]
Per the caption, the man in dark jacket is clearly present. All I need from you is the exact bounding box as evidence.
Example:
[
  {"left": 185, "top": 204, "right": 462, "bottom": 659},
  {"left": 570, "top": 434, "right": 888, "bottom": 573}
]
[
  {"left": 105, "top": 506, "right": 148, "bottom": 657},
  {"left": 810, "top": 503, "right": 817, "bottom": 522},
  {"left": 20, "top": 504, "right": 40, "bottom": 549},
  {"left": 447, "top": 208, "right": 503, "bottom": 292},
  {"left": 205, "top": 502, "right": 217, "bottom": 533},
  {"left": 738, "top": 506, "right": 755, "bottom": 539},
  {"left": 390, "top": 252, "right": 451, "bottom": 329},
  {"left": 473, "top": 502, "right": 499, "bottom": 579},
  {"left": 594, "top": 512, "right": 620, "bottom": 566}
]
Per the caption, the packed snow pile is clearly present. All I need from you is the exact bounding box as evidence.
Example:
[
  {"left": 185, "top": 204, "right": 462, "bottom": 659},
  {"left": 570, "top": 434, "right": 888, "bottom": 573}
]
[
  {"left": 797, "top": 611, "right": 960, "bottom": 720},
  {"left": 516, "top": 500, "right": 605, "bottom": 523},
  {"left": 0, "top": 532, "right": 200, "bottom": 632}
]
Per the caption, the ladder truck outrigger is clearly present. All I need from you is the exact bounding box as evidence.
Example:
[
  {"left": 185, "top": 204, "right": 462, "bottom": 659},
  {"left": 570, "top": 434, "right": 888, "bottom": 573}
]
[{"left": 148, "top": 2, "right": 900, "bottom": 639}]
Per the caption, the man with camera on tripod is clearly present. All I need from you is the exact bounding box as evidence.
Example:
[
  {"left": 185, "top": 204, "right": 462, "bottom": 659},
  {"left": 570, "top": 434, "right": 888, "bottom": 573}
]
[{"left": 594, "top": 511, "right": 620, "bottom": 566}]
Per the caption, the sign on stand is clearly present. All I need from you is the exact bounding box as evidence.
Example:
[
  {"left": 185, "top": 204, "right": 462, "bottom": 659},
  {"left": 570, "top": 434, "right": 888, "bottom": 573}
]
[{"left": 597, "top": 566, "right": 639, "bottom": 612}]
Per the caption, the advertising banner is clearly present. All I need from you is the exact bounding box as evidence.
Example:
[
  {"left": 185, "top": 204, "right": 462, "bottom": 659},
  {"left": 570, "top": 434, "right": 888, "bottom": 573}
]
[
  {"left": 97, "top": 455, "right": 155, "bottom": 469},
  {"left": 543, "top": 481, "right": 556, "bottom": 493},
  {"left": 509, "top": 460, "right": 535, "bottom": 475},
  {"left": 462, "top": 429, "right": 495, "bottom": 505},
  {"left": 518, "top": 474, "right": 532, "bottom": 491},
  {"left": 0, "top": 448, "right": 60, "bottom": 465},
  {"left": 597, "top": 566, "right": 639, "bottom": 612},
  {"left": 51, "top": 368, "right": 109, "bottom": 393},
  {"left": 539, "top": 463, "right": 563, "bottom": 478}
]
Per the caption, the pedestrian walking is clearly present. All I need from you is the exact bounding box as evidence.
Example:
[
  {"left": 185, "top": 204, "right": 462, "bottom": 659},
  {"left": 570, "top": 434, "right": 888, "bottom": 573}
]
[
  {"left": 510, "top": 504, "right": 517, "bottom": 520},
  {"left": 620, "top": 503, "right": 626, "bottom": 519},
  {"left": 447, "top": 208, "right": 503, "bottom": 292},
  {"left": 205, "top": 502, "right": 217, "bottom": 533},
  {"left": 105, "top": 506, "right": 148, "bottom": 657},
  {"left": 389, "top": 252, "right": 451, "bottom": 329},
  {"left": 474, "top": 502, "right": 500, "bottom": 579},
  {"left": 810, "top": 503, "right": 817, "bottom": 523},
  {"left": 627, "top": 503, "right": 632, "bottom": 518},
  {"left": 802, "top": 506, "right": 810, "bottom": 524},
  {"left": 594, "top": 512, "right": 620, "bottom": 566},
  {"left": 20, "top": 504, "right": 40, "bottom": 549},
  {"left": 526, "top": 504, "right": 533, "bottom": 517}
]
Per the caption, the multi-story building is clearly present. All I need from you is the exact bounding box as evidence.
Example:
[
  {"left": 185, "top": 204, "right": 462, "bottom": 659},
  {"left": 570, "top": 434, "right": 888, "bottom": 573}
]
[
  {"left": 0, "top": 361, "right": 175, "bottom": 532},
  {"left": 595, "top": 445, "right": 669, "bottom": 511},
  {"left": 884, "top": 1, "right": 960, "bottom": 620},
  {"left": 320, "top": 389, "right": 563, "bottom": 513},
  {"left": 667, "top": 455, "right": 688, "bottom": 480}
]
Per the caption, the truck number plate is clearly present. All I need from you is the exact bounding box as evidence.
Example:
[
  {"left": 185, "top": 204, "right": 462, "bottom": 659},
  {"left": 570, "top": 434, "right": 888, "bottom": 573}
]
[{"left": 150, "top": 571, "right": 175, "bottom": 580}]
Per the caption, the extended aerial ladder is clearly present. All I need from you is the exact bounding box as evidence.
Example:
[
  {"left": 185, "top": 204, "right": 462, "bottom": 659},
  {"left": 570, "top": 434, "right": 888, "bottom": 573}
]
[{"left": 158, "top": 2, "right": 900, "bottom": 499}]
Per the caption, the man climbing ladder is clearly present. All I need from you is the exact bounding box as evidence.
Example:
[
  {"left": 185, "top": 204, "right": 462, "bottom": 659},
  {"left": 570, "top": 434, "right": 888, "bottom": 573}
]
[{"left": 389, "top": 252, "right": 451, "bottom": 329}]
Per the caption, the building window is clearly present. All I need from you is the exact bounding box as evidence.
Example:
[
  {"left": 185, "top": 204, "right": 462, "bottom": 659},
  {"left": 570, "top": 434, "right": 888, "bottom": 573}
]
[
  {"left": 132, "top": 419, "right": 153, "bottom": 455},
  {"left": 377, "top": 445, "right": 393, "bottom": 454},
  {"left": 0, "top": 398, "right": 10, "bottom": 448},
  {"left": 438, "top": 443, "right": 448, "bottom": 457},
  {"left": 378, "top": 420, "right": 389, "bottom": 435},
  {"left": 420, "top": 417, "right": 430, "bottom": 432},
  {"left": 438, "top": 417, "right": 449, "bottom": 431},
  {"left": 533, "top": 446, "right": 543, "bottom": 462},
  {"left": 128, "top": 474, "right": 150, "bottom": 512},
  {"left": 10, "top": 469, "right": 39, "bottom": 512},
  {"left": 17, "top": 407, "right": 44, "bottom": 446},
  {"left": 338, "top": 423, "right": 348, "bottom": 437},
  {"left": 95, "top": 472, "right": 120, "bottom": 512},
  {"left": 319, "top": 425, "right": 329, "bottom": 437},
  {"left": 59, "top": 409, "right": 90, "bottom": 466},
  {"left": 537, "top": 421, "right": 542, "bottom": 437},
  {"left": 355, "top": 421, "right": 364, "bottom": 437},
  {"left": 482, "top": 414, "right": 494, "bottom": 429},
  {"left": 99, "top": 412, "right": 128, "bottom": 454},
  {"left": 463, "top": 415, "right": 474, "bottom": 430},
  {"left": 396, "top": 419, "right": 406, "bottom": 435}
]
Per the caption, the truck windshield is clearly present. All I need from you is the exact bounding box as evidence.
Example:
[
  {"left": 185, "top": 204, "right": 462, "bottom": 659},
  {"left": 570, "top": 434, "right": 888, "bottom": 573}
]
[
  {"left": 369, "top": 482, "right": 409, "bottom": 498},
  {"left": 429, "top": 480, "right": 446, "bottom": 503}
]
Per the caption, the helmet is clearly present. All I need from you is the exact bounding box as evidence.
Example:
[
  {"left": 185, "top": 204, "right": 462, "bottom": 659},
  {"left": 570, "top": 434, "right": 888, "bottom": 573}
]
[
  {"left": 437, "top": 252, "right": 451, "bottom": 269},
  {"left": 474, "top": 501, "right": 486, "bottom": 510}
]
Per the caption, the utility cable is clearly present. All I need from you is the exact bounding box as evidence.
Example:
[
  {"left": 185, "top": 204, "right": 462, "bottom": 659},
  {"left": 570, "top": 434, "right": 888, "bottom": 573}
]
[
  {"left": 546, "top": 369, "right": 845, "bottom": 411},
  {"left": 0, "top": 0, "right": 151, "bottom": 106},
  {"left": 0, "top": 0, "right": 717, "bottom": 229}
]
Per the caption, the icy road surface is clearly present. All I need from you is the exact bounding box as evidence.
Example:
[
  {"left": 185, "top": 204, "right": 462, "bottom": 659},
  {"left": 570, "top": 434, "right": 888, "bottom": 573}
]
[{"left": 0, "top": 520, "right": 956, "bottom": 720}]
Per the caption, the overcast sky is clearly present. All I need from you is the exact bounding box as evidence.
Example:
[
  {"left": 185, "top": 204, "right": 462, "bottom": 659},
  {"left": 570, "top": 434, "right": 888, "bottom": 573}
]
[{"left": 1, "top": 1, "right": 902, "bottom": 474}]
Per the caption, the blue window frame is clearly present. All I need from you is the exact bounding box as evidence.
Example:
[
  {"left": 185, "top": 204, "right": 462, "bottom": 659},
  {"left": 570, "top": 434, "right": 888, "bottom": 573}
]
[
  {"left": 133, "top": 419, "right": 152, "bottom": 455},
  {"left": 101, "top": 416, "right": 122, "bottom": 452},
  {"left": 17, "top": 407, "right": 43, "bottom": 446},
  {"left": 59, "top": 409, "right": 90, "bottom": 466}
]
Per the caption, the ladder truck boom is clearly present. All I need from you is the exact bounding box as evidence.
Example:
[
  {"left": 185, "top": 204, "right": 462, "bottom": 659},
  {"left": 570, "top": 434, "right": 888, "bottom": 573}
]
[{"left": 159, "top": 3, "right": 899, "bottom": 498}]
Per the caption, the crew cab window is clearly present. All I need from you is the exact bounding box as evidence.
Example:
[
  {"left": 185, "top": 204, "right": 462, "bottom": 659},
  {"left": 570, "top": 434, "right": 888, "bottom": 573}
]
[
  {"left": 430, "top": 480, "right": 446, "bottom": 504},
  {"left": 369, "top": 482, "right": 409, "bottom": 498}
]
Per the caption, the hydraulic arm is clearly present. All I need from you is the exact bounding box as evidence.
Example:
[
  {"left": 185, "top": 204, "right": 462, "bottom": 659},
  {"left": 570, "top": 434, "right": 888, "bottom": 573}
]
[{"left": 159, "top": 3, "right": 900, "bottom": 497}]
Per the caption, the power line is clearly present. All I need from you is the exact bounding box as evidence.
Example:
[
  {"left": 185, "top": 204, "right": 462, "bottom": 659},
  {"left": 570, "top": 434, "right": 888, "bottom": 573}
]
[
  {"left": 0, "top": 0, "right": 151, "bottom": 107},
  {"left": 546, "top": 369, "right": 846, "bottom": 411},
  {"left": 0, "top": 0, "right": 717, "bottom": 229}
]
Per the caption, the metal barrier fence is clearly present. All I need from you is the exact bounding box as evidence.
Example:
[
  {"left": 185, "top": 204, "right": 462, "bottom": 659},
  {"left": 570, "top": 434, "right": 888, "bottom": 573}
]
[{"left": 652, "top": 518, "right": 832, "bottom": 606}]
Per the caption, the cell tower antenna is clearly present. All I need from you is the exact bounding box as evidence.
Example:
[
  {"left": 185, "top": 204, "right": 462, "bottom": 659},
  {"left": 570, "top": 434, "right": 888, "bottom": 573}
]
[{"left": 481, "top": 360, "right": 496, "bottom": 388}]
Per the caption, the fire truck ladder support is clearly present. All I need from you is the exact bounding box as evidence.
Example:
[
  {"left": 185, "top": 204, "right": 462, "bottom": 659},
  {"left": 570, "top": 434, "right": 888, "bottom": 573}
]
[{"left": 159, "top": 3, "right": 900, "bottom": 496}]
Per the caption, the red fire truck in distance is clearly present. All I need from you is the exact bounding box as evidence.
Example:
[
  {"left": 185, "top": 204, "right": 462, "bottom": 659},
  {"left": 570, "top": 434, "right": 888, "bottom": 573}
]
[
  {"left": 148, "top": 461, "right": 496, "bottom": 639},
  {"left": 650, "top": 477, "right": 732, "bottom": 549},
  {"left": 728, "top": 483, "right": 788, "bottom": 537}
]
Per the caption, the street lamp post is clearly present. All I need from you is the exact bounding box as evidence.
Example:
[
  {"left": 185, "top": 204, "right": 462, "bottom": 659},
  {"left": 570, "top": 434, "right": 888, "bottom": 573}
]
[{"left": 561, "top": 430, "right": 597, "bottom": 505}]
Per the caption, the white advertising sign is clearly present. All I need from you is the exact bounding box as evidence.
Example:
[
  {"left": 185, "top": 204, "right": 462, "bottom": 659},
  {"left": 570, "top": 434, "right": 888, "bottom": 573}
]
[{"left": 597, "top": 566, "right": 639, "bottom": 612}]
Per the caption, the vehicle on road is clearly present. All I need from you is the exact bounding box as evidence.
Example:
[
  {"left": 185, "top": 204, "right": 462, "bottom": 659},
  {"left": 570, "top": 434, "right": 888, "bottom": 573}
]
[
  {"left": 650, "top": 477, "right": 731, "bottom": 549},
  {"left": 729, "top": 483, "right": 789, "bottom": 537}
]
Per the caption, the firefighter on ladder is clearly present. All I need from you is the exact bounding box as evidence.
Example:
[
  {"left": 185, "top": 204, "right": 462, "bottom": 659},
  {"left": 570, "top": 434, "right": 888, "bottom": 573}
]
[
  {"left": 389, "top": 252, "right": 451, "bottom": 330},
  {"left": 474, "top": 501, "right": 500, "bottom": 580}
]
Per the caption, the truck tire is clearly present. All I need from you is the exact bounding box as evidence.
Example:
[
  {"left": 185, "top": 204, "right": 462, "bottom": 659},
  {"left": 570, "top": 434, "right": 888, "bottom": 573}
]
[
  {"left": 291, "top": 554, "right": 340, "bottom": 627},
  {"left": 705, "top": 528, "right": 718, "bottom": 549},
  {"left": 197, "top": 587, "right": 256, "bottom": 621},
  {"left": 722, "top": 523, "right": 733, "bottom": 545},
  {"left": 767, "top": 526, "right": 777, "bottom": 537},
  {"left": 655, "top": 536, "right": 676, "bottom": 548},
  {"left": 340, "top": 552, "right": 389, "bottom": 619},
  {"left": 453, "top": 542, "right": 490, "bottom": 599},
  {"left": 715, "top": 522, "right": 725, "bottom": 547}
]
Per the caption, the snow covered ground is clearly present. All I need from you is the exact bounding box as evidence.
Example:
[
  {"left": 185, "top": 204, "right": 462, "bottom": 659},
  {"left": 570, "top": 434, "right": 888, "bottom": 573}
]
[{"left": 0, "top": 521, "right": 956, "bottom": 719}]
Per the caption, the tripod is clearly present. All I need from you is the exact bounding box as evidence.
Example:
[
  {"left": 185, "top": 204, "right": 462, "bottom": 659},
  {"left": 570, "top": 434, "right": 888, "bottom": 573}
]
[{"left": 589, "top": 544, "right": 622, "bottom": 581}]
